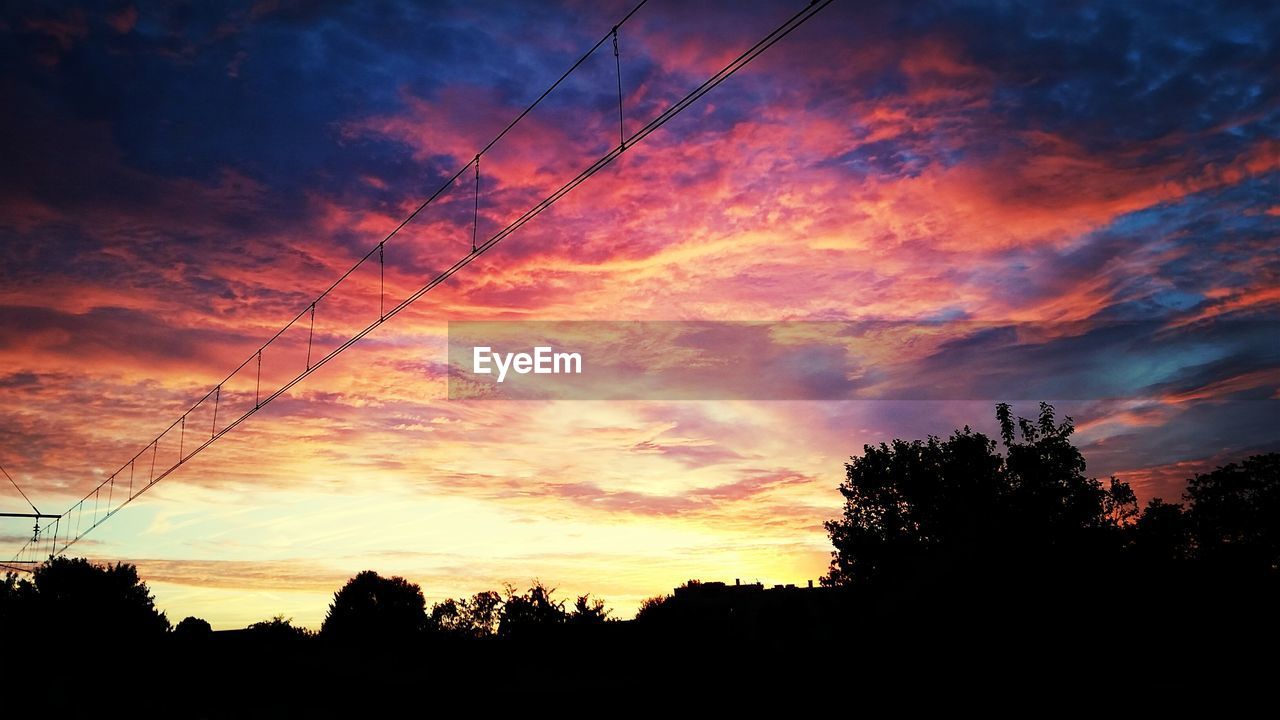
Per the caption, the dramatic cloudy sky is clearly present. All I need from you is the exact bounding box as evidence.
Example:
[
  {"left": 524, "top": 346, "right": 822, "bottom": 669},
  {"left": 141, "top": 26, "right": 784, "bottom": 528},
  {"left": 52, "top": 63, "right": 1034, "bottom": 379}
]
[{"left": 1, "top": 0, "right": 1277, "bottom": 627}]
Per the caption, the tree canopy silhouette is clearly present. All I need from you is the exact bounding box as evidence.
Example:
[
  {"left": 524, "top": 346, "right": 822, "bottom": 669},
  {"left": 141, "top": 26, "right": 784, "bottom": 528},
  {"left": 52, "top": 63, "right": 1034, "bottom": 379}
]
[
  {"left": 823, "top": 402, "right": 1137, "bottom": 587},
  {"left": 498, "top": 581, "right": 567, "bottom": 637},
  {"left": 1183, "top": 453, "right": 1279, "bottom": 575},
  {"left": 429, "top": 590, "right": 501, "bottom": 638},
  {"left": 321, "top": 570, "right": 427, "bottom": 640},
  {"left": 173, "top": 615, "right": 213, "bottom": 639},
  {"left": 568, "top": 593, "right": 610, "bottom": 624},
  {"left": 0, "top": 557, "right": 169, "bottom": 640},
  {"left": 430, "top": 585, "right": 611, "bottom": 638},
  {"left": 249, "top": 614, "right": 313, "bottom": 642},
  {"left": 1131, "top": 453, "right": 1280, "bottom": 576}
]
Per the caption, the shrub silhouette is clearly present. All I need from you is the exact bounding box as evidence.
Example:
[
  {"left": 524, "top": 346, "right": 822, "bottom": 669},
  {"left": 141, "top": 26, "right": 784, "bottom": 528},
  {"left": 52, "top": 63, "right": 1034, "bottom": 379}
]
[
  {"left": 173, "top": 615, "right": 213, "bottom": 639},
  {"left": 321, "top": 570, "right": 427, "bottom": 640},
  {"left": 248, "top": 614, "right": 313, "bottom": 641}
]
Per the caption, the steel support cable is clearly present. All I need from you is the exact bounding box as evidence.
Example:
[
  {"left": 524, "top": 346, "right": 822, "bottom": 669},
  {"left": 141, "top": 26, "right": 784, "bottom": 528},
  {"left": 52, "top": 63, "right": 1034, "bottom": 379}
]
[{"left": 34, "top": 0, "right": 834, "bottom": 560}]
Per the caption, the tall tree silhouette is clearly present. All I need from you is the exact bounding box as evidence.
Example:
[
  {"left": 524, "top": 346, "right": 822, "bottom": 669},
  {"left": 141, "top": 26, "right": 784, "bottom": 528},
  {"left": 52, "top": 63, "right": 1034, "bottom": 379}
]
[
  {"left": 321, "top": 570, "right": 427, "bottom": 640},
  {"left": 823, "top": 403, "right": 1135, "bottom": 586},
  {"left": 1183, "top": 453, "right": 1279, "bottom": 575},
  {"left": 0, "top": 557, "right": 169, "bottom": 640}
]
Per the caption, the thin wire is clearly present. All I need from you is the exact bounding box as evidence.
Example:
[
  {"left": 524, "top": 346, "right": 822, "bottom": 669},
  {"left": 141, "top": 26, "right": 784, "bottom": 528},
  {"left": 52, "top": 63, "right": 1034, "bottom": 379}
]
[
  {"left": 0, "top": 463, "right": 38, "bottom": 514},
  {"left": 40, "top": 0, "right": 656, "bottom": 530},
  {"left": 37, "top": 0, "right": 835, "bottom": 558},
  {"left": 472, "top": 155, "right": 481, "bottom": 253},
  {"left": 479, "top": 0, "right": 650, "bottom": 157},
  {"left": 613, "top": 26, "right": 626, "bottom": 149}
]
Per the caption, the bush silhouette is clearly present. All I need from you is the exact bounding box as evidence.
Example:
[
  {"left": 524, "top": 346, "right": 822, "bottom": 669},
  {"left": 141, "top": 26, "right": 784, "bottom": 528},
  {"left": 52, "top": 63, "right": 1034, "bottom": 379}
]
[
  {"left": 173, "top": 615, "right": 213, "bottom": 639},
  {"left": 321, "top": 570, "right": 427, "bottom": 640},
  {"left": 248, "top": 614, "right": 313, "bottom": 641}
]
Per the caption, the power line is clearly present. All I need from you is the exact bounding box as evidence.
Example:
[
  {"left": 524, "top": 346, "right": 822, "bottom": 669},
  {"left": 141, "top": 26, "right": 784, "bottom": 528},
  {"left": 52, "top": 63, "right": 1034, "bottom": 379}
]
[
  {"left": 0, "top": 463, "right": 38, "bottom": 514},
  {"left": 19, "top": 0, "right": 835, "bottom": 563}
]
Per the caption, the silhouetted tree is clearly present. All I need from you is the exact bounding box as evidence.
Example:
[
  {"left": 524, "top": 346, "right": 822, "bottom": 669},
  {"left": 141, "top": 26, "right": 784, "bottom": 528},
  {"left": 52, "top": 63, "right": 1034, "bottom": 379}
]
[
  {"left": 429, "top": 590, "right": 501, "bottom": 638},
  {"left": 1103, "top": 477, "right": 1140, "bottom": 526},
  {"left": 173, "top": 615, "right": 213, "bottom": 639},
  {"left": 248, "top": 614, "right": 313, "bottom": 641},
  {"left": 823, "top": 403, "right": 1135, "bottom": 586},
  {"left": 497, "top": 581, "right": 566, "bottom": 637},
  {"left": 1131, "top": 498, "right": 1192, "bottom": 566},
  {"left": 568, "top": 593, "right": 610, "bottom": 624},
  {"left": 0, "top": 557, "right": 169, "bottom": 639},
  {"left": 632, "top": 581, "right": 712, "bottom": 624},
  {"left": 634, "top": 593, "right": 671, "bottom": 622},
  {"left": 321, "top": 570, "right": 427, "bottom": 641},
  {"left": 1183, "top": 453, "right": 1279, "bottom": 576},
  {"left": 0, "top": 571, "right": 23, "bottom": 630}
]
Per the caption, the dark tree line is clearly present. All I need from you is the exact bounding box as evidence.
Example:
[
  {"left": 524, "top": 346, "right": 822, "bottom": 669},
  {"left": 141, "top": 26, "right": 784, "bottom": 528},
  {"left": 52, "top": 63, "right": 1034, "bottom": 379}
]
[
  {"left": 1, "top": 563, "right": 611, "bottom": 645},
  {"left": 320, "top": 573, "right": 610, "bottom": 642},
  {"left": 821, "top": 402, "right": 1279, "bottom": 607}
]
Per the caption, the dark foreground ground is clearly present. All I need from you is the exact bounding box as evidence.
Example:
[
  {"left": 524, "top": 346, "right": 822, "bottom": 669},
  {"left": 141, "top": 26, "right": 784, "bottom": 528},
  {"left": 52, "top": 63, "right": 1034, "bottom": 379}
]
[{"left": 11, "top": 573, "right": 1277, "bottom": 715}]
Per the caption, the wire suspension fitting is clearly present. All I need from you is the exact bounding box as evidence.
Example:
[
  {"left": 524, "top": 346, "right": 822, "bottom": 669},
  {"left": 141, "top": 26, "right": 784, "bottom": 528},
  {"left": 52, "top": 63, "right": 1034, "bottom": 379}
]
[
  {"left": 472, "top": 154, "right": 481, "bottom": 254},
  {"left": 306, "top": 303, "right": 315, "bottom": 370},
  {"left": 613, "top": 26, "right": 625, "bottom": 150}
]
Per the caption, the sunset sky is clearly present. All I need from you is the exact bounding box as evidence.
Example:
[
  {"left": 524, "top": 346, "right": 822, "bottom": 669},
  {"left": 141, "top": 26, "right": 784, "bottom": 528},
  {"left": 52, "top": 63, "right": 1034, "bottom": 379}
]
[{"left": 1, "top": 0, "right": 1278, "bottom": 628}]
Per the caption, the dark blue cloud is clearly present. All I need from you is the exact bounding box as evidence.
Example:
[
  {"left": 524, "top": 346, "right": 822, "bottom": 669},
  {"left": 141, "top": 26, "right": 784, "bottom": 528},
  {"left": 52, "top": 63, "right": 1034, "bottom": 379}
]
[
  {"left": 984, "top": 172, "right": 1280, "bottom": 322},
  {"left": 939, "top": 1, "right": 1279, "bottom": 152},
  {"left": 0, "top": 0, "right": 625, "bottom": 213}
]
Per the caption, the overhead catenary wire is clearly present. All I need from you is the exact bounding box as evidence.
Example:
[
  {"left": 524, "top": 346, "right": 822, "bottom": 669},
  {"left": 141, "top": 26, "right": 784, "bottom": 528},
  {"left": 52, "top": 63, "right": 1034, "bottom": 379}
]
[
  {"left": 1, "top": 463, "right": 38, "bottom": 514},
  {"left": 15, "top": 0, "right": 836, "bottom": 564}
]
